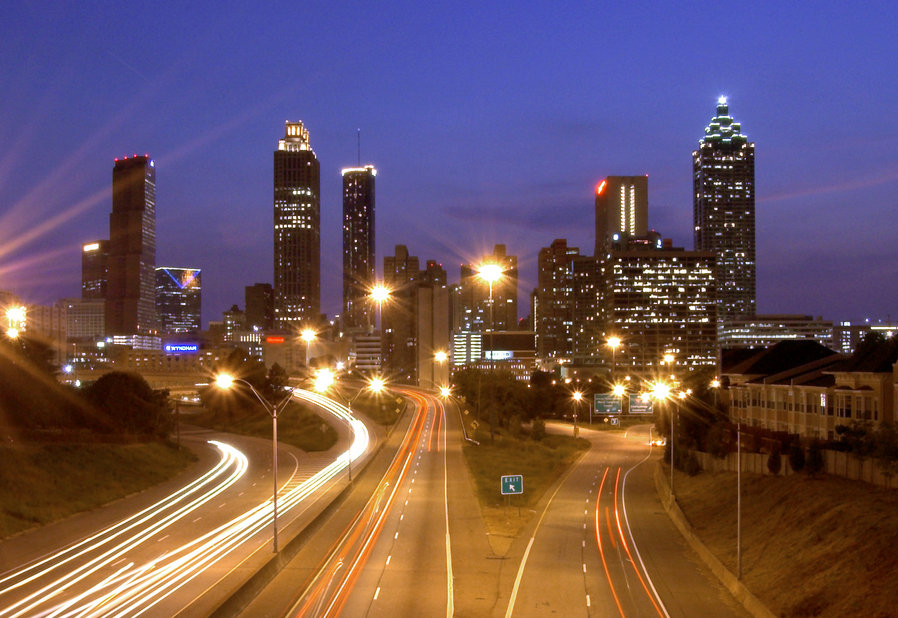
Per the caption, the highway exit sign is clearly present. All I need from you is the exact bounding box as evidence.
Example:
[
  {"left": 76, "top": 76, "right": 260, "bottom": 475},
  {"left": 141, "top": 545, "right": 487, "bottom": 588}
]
[{"left": 501, "top": 474, "right": 523, "bottom": 495}]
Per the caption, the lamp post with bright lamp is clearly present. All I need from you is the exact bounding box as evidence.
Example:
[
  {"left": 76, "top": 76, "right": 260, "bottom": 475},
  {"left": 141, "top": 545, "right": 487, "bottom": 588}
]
[
  {"left": 476, "top": 262, "right": 504, "bottom": 442},
  {"left": 215, "top": 373, "right": 294, "bottom": 552},
  {"left": 315, "top": 371, "right": 385, "bottom": 482},
  {"left": 572, "top": 391, "right": 583, "bottom": 436},
  {"left": 607, "top": 336, "right": 621, "bottom": 383},
  {"left": 301, "top": 328, "right": 316, "bottom": 368}
]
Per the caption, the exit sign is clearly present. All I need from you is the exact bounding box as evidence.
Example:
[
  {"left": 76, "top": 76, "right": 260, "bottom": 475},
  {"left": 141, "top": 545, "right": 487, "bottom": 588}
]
[{"left": 501, "top": 474, "right": 523, "bottom": 495}]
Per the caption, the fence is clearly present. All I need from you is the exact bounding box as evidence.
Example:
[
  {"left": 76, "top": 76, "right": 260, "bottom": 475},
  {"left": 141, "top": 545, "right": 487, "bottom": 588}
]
[{"left": 691, "top": 449, "right": 897, "bottom": 489}]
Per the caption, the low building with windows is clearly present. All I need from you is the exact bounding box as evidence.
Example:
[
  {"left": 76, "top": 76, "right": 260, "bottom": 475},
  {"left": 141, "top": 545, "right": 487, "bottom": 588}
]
[{"left": 725, "top": 340, "right": 897, "bottom": 440}]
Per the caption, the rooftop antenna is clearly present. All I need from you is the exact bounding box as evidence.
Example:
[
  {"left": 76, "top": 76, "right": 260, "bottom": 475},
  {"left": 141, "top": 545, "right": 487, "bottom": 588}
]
[{"left": 357, "top": 128, "right": 361, "bottom": 166}]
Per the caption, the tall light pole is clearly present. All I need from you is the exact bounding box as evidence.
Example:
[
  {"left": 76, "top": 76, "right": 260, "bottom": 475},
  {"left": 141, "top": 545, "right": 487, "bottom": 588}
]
[
  {"left": 572, "top": 391, "right": 583, "bottom": 436},
  {"left": 710, "top": 377, "right": 721, "bottom": 409},
  {"left": 316, "top": 371, "right": 385, "bottom": 482},
  {"left": 607, "top": 335, "right": 621, "bottom": 384},
  {"left": 301, "top": 328, "right": 316, "bottom": 368},
  {"left": 369, "top": 283, "right": 391, "bottom": 333},
  {"left": 5, "top": 305, "right": 26, "bottom": 339},
  {"left": 215, "top": 374, "right": 295, "bottom": 553},
  {"left": 650, "top": 379, "right": 673, "bottom": 501},
  {"left": 477, "top": 262, "right": 503, "bottom": 442}
]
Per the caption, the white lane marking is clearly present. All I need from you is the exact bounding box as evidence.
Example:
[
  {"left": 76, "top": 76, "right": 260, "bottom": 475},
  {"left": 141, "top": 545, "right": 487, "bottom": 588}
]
[
  {"left": 386, "top": 555, "right": 391, "bottom": 565},
  {"left": 373, "top": 586, "right": 380, "bottom": 600}
]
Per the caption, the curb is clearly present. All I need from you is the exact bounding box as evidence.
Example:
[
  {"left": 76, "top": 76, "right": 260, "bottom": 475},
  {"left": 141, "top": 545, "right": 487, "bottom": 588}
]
[{"left": 653, "top": 465, "right": 776, "bottom": 618}]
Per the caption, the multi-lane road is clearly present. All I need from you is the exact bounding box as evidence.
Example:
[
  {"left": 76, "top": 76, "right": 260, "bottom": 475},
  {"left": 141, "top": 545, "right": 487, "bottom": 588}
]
[
  {"left": 1, "top": 386, "right": 753, "bottom": 617},
  {"left": 0, "top": 389, "right": 371, "bottom": 617}
]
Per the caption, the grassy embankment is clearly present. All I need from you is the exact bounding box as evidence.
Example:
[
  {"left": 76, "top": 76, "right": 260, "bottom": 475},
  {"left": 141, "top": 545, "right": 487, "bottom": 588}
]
[
  {"left": 0, "top": 442, "right": 195, "bottom": 539},
  {"left": 672, "top": 466, "right": 898, "bottom": 618},
  {"left": 191, "top": 400, "right": 338, "bottom": 452},
  {"left": 463, "top": 421, "right": 589, "bottom": 553}
]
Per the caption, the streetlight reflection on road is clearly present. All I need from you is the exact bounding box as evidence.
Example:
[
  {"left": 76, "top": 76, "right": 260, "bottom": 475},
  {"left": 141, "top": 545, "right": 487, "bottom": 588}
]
[{"left": 214, "top": 373, "right": 295, "bottom": 552}]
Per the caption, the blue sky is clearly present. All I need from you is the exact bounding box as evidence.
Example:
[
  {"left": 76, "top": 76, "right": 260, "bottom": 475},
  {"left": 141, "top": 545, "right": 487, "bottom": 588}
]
[{"left": 2, "top": 2, "right": 897, "bottom": 326}]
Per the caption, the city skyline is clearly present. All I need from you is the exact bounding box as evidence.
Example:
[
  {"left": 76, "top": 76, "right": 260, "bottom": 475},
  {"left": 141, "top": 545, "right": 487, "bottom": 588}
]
[{"left": 2, "top": 4, "right": 897, "bottom": 326}]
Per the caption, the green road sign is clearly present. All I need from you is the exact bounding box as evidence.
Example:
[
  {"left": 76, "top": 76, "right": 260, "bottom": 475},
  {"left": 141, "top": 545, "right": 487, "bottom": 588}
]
[
  {"left": 628, "top": 394, "right": 654, "bottom": 415},
  {"left": 594, "top": 394, "right": 622, "bottom": 415},
  {"left": 501, "top": 474, "right": 523, "bottom": 495}
]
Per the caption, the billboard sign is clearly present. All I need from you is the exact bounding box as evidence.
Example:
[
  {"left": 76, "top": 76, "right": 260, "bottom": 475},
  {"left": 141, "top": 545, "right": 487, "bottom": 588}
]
[{"left": 163, "top": 343, "right": 199, "bottom": 354}]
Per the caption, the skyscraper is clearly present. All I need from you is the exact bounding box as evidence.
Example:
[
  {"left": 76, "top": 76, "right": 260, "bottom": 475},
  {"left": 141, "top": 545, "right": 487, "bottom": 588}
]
[
  {"left": 693, "top": 97, "right": 756, "bottom": 323},
  {"left": 106, "top": 155, "right": 157, "bottom": 337},
  {"left": 594, "top": 175, "right": 648, "bottom": 254},
  {"left": 535, "top": 239, "right": 580, "bottom": 361},
  {"left": 342, "top": 165, "right": 376, "bottom": 328},
  {"left": 274, "top": 121, "right": 320, "bottom": 328},
  {"left": 155, "top": 267, "right": 201, "bottom": 335},
  {"left": 81, "top": 240, "right": 108, "bottom": 300}
]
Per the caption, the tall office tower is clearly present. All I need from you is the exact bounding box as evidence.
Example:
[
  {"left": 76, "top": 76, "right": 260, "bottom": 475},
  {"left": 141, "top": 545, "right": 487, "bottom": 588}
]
[
  {"left": 342, "top": 165, "right": 376, "bottom": 328},
  {"left": 106, "top": 155, "right": 157, "bottom": 337},
  {"left": 606, "top": 232, "right": 717, "bottom": 376},
  {"left": 458, "top": 244, "right": 518, "bottom": 332},
  {"left": 383, "top": 245, "right": 421, "bottom": 380},
  {"left": 693, "top": 97, "right": 756, "bottom": 323},
  {"left": 535, "top": 239, "right": 580, "bottom": 362},
  {"left": 245, "top": 283, "right": 274, "bottom": 331},
  {"left": 155, "top": 267, "right": 202, "bottom": 335},
  {"left": 571, "top": 254, "right": 604, "bottom": 364},
  {"left": 81, "top": 240, "right": 109, "bottom": 300},
  {"left": 274, "top": 121, "right": 320, "bottom": 328},
  {"left": 594, "top": 176, "right": 648, "bottom": 254}
]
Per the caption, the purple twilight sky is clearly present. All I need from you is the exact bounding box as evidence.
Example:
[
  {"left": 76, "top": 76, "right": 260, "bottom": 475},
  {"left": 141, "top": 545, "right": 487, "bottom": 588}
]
[{"left": 2, "top": 2, "right": 897, "bottom": 328}]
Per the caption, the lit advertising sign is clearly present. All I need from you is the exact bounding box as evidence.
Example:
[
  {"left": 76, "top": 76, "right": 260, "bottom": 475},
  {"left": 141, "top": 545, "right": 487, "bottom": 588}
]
[
  {"left": 266, "top": 336, "right": 285, "bottom": 344},
  {"left": 628, "top": 394, "right": 654, "bottom": 415},
  {"left": 485, "top": 350, "right": 512, "bottom": 360},
  {"left": 164, "top": 343, "right": 199, "bottom": 354}
]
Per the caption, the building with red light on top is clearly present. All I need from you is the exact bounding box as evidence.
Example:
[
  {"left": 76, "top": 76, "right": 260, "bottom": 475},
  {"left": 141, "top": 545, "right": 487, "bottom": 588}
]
[{"left": 594, "top": 175, "right": 648, "bottom": 254}]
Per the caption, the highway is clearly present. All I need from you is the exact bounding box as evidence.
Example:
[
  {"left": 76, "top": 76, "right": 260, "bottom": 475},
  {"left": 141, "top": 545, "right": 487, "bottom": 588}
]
[
  {"left": 277, "top": 389, "right": 453, "bottom": 617},
  {"left": 505, "top": 423, "right": 749, "bottom": 617},
  {"left": 0, "top": 389, "right": 370, "bottom": 617}
]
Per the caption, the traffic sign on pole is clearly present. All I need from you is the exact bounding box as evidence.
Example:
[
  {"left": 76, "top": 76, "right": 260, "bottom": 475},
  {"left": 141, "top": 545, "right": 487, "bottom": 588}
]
[{"left": 501, "top": 474, "right": 523, "bottom": 495}]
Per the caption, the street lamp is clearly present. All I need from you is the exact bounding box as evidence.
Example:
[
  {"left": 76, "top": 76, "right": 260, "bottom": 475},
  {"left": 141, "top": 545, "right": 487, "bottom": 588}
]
[
  {"left": 649, "top": 379, "right": 674, "bottom": 501},
  {"left": 710, "top": 377, "right": 721, "bottom": 409},
  {"left": 476, "top": 262, "right": 504, "bottom": 441},
  {"left": 369, "top": 283, "right": 391, "bottom": 332},
  {"left": 607, "top": 336, "right": 621, "bottom": 383},
  {"left": 214, "top": 373, "right": 295, "bottom": 553},
  {"left": 5, "top": 305, "right": 26, "bottom": 339},
  {"left": 612, "top": 383, "right": 626, "bottom": 415},
  {"left": 301, "top": 328, "right": 316, "bottom": 367},
  {"left": 572, "top": 391, "right": 583, "bottom": 436}
]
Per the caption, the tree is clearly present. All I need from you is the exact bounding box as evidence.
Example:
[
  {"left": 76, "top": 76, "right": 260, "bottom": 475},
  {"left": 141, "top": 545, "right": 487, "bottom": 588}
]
[
  {"left": 767, "top": 446, "right": 782, "bottom": 475},
  {"left": 806, "top": 440, "right": 824, "bottom": 476},
  {"left": 85, "top": 372, "right": 172, "bottom": 438},
  {"left": 789, "top": 443, "right": 806, "bottom": 473}
]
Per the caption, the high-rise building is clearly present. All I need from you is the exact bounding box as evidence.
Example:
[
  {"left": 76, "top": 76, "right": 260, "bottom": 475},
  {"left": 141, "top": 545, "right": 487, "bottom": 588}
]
[
  {"left": 245, "top": 283, "right": 274, "bottom": 331},
  {"left": 594, "top": 175, "right": 648, "bottom": 254},
  {"left": 155, "top": 267, "right": 201, "bottom": 335},
  {"left": 106, "top": 155, "right": 157, "bottom": 337},
  {"left": 383, "top": 245, "right": 420, "bottom": 379},
  {"left": 81, "top": 240, "right": 108, "bottom": 301},
  {"left": 693, "top": 97, "right": 756, "bottom": 323},
  {"left": 274, "top": 121, "right": 320, "bottom": 328},
  {"left": 342, "top": 165, "right": 376, "bottom": 328},
  {"left": 606, "top": 232, "right": 717, "bottom": 376},
  {"left": 535, "top": 239, "right": 580, "bottom": 362}
]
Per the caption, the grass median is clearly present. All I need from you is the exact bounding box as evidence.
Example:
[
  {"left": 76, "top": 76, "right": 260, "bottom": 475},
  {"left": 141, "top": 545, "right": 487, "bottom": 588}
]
[{"left": 463, "top": 427, "right": 589, "bottom": 553}]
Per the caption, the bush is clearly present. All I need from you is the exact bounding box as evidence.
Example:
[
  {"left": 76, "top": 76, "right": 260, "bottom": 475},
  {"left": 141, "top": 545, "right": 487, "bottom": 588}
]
[
  {"left": 806, "top": 441, "right": 824, "bottom": 476},
  {"left": 767, "top": 447, "right": 782, "bottom": 475},
  {"left": 530, "top": 418, "right": 546, "bottom": 441},
  {"left": 789, "top": 443, "right": 806, "bottom": 473},
  {"left": 684, "top": 451, "right": 702, "bottom": 476}
]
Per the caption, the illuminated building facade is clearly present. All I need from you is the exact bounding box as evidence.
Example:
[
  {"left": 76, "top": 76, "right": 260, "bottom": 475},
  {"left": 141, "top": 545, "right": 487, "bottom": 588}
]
[
  {"left": 594, "top": 176, "right": 648, "bottom": 254},
  {"left": 342, "top": 165, "right": 376, "bottom": 328},
  {"left": 607, "top": 234, "right": 717, "bottom": 375},
  {"left": 535, "top": 239, "right": 580, "bottom": 362},
  {"left": 274, "top": 121, "right": 320, "bottom": 327},
  {"left": 106, "top": 155, "right": 158, "bottom": 338},
  {"left": 245, "top": 283, "right": 274, "bottom": 331},
  {"left": 719, "top": 314, "right": 833, "bottom": 349},
  {"left": 693, "top": 97, "right": 756, "bottom": 323},
  {"left": 155, "top": 267, "right": 201, "bottom": 335},
  {"left": 81, "top": 240, "right": 108, "bottom": 300}
]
